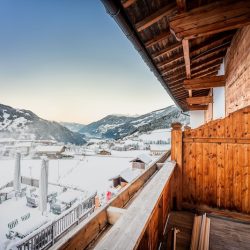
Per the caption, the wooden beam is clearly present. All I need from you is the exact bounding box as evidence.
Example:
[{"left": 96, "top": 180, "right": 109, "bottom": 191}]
[
  {"left": 161, "top": 63, "right": 185, "bottom": 76},
  {"left": 121, "top": 0, "right": 137, "bottom": 8},
  {"left": 190, "top": 34, "right": 233, "bottom": 58},
  {"left": 182, "top": 39, "right": 191, "bottom": 78},
  {"left": 152, "top": 43, "right": 182, "bottom": 59},
  {"left": 188, "top": 105, "right": 208, "bottom": 111},
  {"left": 176, "top": 0, "right": 186, "bottom": 13},
  {"left": 184, "top": 76, "right": 225, "bottom": 90},
  {"left": 107, "top": 206, "right": 126, "bottom": 225},
  {"left": 135, "top": 3, "right": 176, "bottom": 32},
  {"left": 192, "top": 46, "right": 228, "bottom": 65},
  {"left": 192, "top": 65, "right": 220, "bottom": 78},
  {"left": 195, "top": 70, "right": 219, "bottom": 79},
  {"left": 191, "top": 57, "right": 223, "bottom": 73},
  {"left": 186, "top": 95, "right": 213, "bottom": 105},
  {"left": 157, "top": 53, "right": 183, "bottom": 68},
  {"left": 169, "top": 1, "right": 250, "bottom": 40},
  {"left": 192, "top": 62, "right": 222, "bottom": 76},
  {"left": 165, "top": 72, "right": 186, "bottom": 82},
  {"left": 145, "top": 31, "right": 171, "bottom": 48}
]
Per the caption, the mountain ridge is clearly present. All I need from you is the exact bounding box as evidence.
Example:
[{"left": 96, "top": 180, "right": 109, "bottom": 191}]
[{"left": 0, "top": 103, "right": 86, "bottom": 145}]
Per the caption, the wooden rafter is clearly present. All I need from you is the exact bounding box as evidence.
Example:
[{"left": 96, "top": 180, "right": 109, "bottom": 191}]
[
  {"left": 135, "top": 3, "right": 176, "bottom": 32},
  {"left": 192, "top": 63, "right": 221, "bottom": 76},
  {"left": 152, "top": 43, "right": 182, "bottom": 59},
  {"left": 188, "top": 105, "right": 208, "bottom": 111},
  {"left": 190, "top": 34, "right": 233, "bottom": 58},
  {"left": 121, "top": 0, "right": 137, "bottom": 8},
  {"left": 161, "top": 63, "right": 185, "bottom": 76},
  {"left": 157, "top": 53, "right": 183, "bottom": 68},
  {"left": 191, "top": 57, "right": 223, "bottom": 73},
  {"left": 195, "top": 70, "right": 219, "bottom": 79},
  {"left": 184, "top": 76, "right": 225, "bottom": 90},
  {"left": 192, "top": 46, "right": 228, "bottom": 64},
  {"left": 145, "top": 31, "right": 171, "bottom": 48},
  {"left": 169, "top": 1, "right": 250, "bottom": 40}
]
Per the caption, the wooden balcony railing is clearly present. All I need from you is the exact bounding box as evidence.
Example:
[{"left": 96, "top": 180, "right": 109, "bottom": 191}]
[
  {"left": 51, "top": 150, "right": 174, "bottom": 250},
  {"left": 171, "top": 106, "right": 250, "bottom": 214}
]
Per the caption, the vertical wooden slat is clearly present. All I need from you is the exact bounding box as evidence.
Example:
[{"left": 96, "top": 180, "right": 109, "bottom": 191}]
[
  {"left": 171, "top": 122, "right": 183, "bottom": 210},
  {"left": 196, "top": 143, "right": 203, "bottom": 204},
  {"left": 217, "top": 143, "right": 225, "bottom": 208}
]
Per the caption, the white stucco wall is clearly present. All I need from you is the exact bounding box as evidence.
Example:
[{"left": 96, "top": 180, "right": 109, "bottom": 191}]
[
  {"left": 213, "top": 61, "right": 225, "bottom": 119},
  {"left": 190, "top": 110, "right": 204, "bottom": 128}
]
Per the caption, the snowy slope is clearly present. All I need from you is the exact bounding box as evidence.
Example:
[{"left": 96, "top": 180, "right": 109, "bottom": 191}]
[
  {"left": 0, "top": 104, "right": 86, "bottom": 145},
  {"left": 79, "top": 106, "right": 189, "bottom": 140},
  {"left": 60, "top": 122, "right": 86, "bottom": 133}
]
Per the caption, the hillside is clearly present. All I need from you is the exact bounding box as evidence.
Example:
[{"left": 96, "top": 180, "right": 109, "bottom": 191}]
[
  {"left": 79, "top": 105, "right": 189, "bottom": 140},
  {"left": 0, "top": 104, "right": 86, "bottom": 145}
]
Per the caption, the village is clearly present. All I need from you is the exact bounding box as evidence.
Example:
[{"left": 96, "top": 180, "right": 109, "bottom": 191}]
[{"left": 0, "top": 128, "right": 171, "bottom": 249}]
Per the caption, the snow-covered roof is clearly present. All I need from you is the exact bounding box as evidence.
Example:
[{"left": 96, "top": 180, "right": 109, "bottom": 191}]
[
  {"left": 35, "top": 145, "right": 65, "bottom": 154},
  {"left": 130, "top": 154, "right": 152, "bottom": 164},
  {"left": 119, "top": 168, "right": 143, "bottom": 183},
  {"left": 56, "top": 190, "right": 80, "bottom": 204}
]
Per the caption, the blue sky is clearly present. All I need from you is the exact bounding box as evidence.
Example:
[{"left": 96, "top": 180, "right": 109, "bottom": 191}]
[{"left": 0, "top": 0, "right": 173, "bottom": 123}]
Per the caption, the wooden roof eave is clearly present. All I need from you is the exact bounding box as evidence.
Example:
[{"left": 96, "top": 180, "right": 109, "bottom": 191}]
[{"left": 101, "top": 0, "right": 184, "bottom": 111}]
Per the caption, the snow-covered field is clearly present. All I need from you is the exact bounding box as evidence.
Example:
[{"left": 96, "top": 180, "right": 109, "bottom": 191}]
[
  {"left": 0, "top": 150, "right": 155, "bottom": 249},
  {"left": 0, "top": 150, "right": 152, "bottom": 194}
]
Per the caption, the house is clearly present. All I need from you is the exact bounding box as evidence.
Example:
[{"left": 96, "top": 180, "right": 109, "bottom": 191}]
[
  {"left": 98, "top": 149, "right": 111, "bottom": 156},
  {"left": 130, "top": 154, "right": 152, "bottom": 169},
  {"left": 35, "top": 145, "right": 66, "bottom": 159},
  {"left": 110, "top": 167, "right": 143, "bottom": 188}
]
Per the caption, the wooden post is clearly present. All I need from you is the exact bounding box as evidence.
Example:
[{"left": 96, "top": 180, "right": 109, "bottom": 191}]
[{"left": 171, "top": 122, "right": 183, "bottom": 210}]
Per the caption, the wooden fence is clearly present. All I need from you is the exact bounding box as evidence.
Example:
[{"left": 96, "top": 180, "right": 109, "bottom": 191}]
[{"left": 171, "top": 106, "right": 250, "bottom": 214}]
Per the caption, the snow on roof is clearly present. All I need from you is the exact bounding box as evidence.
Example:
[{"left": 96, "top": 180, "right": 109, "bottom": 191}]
[
  {"left": 36, "top": 145, "right": 65, "bottom": 154},
  {"left": 119, "top": 168, "right": 143, "bottom": 183},
  {"left": 130, "top": 153, "right": 152, "bottom": 164},
  {"left": 150, "top": 144, "right": 168, "bottom": 151},
  {"left": 15, "top": 142, "right": 32, "bottom": 147},
  {"left": 56, "top": 190, "right": 81, "bottom": 204}
]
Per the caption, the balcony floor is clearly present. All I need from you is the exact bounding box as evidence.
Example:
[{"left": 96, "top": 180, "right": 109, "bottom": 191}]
[{"left": 162, "top": 211, "right": 250, "bottom": 250}]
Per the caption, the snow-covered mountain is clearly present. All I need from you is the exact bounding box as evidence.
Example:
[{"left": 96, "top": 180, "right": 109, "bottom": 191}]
[
  {"left": 60, "top": 122, "right": 85, "bottom": 133},
  {"left": 79, "top": 105, "right": 189, "bottom": 140},
  {"left": 0, "top": 104, "right": 86, "bottom": 145}
]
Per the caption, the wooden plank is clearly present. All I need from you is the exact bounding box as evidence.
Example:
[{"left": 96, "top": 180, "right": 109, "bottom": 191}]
[
  {"left": 171, "top": 122, "right": 183, "bottom": 210},
  {"left": 182, "top": 39, "right": 191, "bottom": 79},
  {"left": 186, "top": 95, "right": 213, "bottom": 105},
  {"left": 196, "top": 143, "right": 203, "bottom": 204},
  {"left": 188, "top": 105, "right": 208, "bottom": 111},
  {"left": 184, "top": 76, "right": 225, "bottom": 90},
  {"left": 145, "top": 31, "right": 171, "bottom": 48},
  {"left": 135, "top": 3, "right": 176, "bottom": 32},
  {"left": 192, "top": 66, "right": 220, "bottom": 78},
  {"left": 95, "top": 162, "right": 176, "bottom": 250},
  {"left": 152, "top": 43, "right": 182, "bottom": 59},
  {"left": 183, "top": 138, "right": 250, "bottom": 144},
  {"left": 169, "top": 1, "right": 250, "bottom": 39},
  {"left": 217, "top": 143, "right": 225, "bottom": 208},
  {"left": 107, "top": 207, "right": 126, "bottom": 225},
  {"left": 190, "top": 34, "right": 234, "bottom": 57},
  {"left": 121, "top": 0, "right": 137, "bottom": 8},
  {"left": 157, "top": 53, "right": 183, "bottom": 68},
  {"left": 190, "top": 215, "right": 201, "bottom": 250},
  {"left": 176, "top": 0, "right": 186, "bottom": 13}
]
